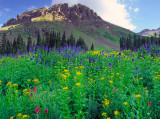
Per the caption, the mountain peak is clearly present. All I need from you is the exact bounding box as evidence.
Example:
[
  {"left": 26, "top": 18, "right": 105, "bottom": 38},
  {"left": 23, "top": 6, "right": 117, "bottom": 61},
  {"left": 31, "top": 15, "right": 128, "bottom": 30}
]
[
  {"left": 3, "top": 3, "right": 102, "bottom": 27},
  {"left": 138, "top": 27, "right": 160, "bottom": 36}
]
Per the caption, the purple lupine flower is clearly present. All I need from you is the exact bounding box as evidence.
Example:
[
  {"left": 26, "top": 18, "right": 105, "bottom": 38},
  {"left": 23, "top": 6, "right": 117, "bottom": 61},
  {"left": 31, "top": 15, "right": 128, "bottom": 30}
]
[
  {"left": 119, "top": 52, "right": 121, "bottom": 56},
  {"left": 132, "top": 58, "right": 134, "bottom": 61},
  {"left": 108, "top": 62, "right": 112, "bottom": 69},
  {"left": 90, "top": 58, "right": 93, "bottom": 63},
  {"left": 36, "top": 60, "right": 38, "bottom": 64},
  {"left": 135, "top": 67, "right": 139, "bottom": 74}
]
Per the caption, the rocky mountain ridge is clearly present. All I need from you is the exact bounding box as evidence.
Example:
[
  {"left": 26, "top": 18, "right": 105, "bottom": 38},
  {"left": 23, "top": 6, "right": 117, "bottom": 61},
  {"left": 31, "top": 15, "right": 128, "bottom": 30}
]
[
  {"left": 3, "top": 3, "right": 101, "bottom": 27},
  {"left": 138, "top": 27, "right": 160, "bottom": 36}
]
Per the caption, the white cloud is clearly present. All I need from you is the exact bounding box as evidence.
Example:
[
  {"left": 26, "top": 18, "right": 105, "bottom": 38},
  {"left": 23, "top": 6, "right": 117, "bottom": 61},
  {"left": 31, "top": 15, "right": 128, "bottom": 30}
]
[
  {"left": 51, "top": 0, "right": 136, "bottom": 30},
  {"left": 129, "top": 6, "right": 132, "bottom": 10},
  {"left": 134, "top": 8, "right": 139, "bottom": 12},
  {"left": 28, "top": 5, "right": 37, "bottom": 11}
]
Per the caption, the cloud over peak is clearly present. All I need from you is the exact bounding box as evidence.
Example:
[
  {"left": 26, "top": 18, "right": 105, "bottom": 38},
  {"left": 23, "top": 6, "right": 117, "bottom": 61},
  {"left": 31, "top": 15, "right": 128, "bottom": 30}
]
[{"left": 52, "top": 0, "right": 136, "bottom": 30}]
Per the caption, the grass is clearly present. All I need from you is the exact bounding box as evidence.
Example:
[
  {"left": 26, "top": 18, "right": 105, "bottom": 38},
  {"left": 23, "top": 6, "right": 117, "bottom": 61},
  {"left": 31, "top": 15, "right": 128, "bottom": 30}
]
[
  {"left": 0, "top": 24, "right": 21, "bottom": 31},
  {"left": 31, "top": 14, "right": 53, "bottom": 22},
  {"left": 0, "top": 45, "right": 159, "bottom": 119}
]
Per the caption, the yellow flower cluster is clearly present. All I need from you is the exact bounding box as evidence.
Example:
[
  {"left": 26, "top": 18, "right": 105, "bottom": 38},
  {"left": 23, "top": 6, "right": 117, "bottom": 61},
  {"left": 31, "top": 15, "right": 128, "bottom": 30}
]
[
  {"left": 23, "top": 89, "right": 29, "bottom": 94},
  {"left": 17, "top": 113, "right": 22, "bottom": 117},
  {"left": 61, "top": 74, "right": 67, "bottom": 79},
  {"left": 13, "top": 84, "right": 18, "bottom": 87},
  {"left": 114, "top": 111, "right": 119, "bottom": 115},
  {"left": 27, "top": 79, "right": 31, "bottom": 82},
  {"left": 22, "top": 114, "right": 28, "bottom": 119},
  {"left": 108, "top": 80, "right": 113, "bottom": 83},
  {"left": 123, "top": 102, "right": 128, "bottom": 105},
  {"left": 76, "top": 72, "right": 82, "bottom": 76},
  {"left": 102, "top": 99, "right": 110, "bottom": 107},
  {"left": 33, "top": 78, "right": 39, "bottom": 83},
  {"left": 0, "top": 80, "right": 2, "bottom": 84},
  {"left": 101, "top": 77, "right": 104, "bottom": 80},
  {"left": 6, "top": 82, "right": 12, "bottom": 86},
  {"left": 76, "top": 83, "right": 81, "bottom": 86},
  {"left": 102, "top": 112, "right": 107, "bottom": 116},
  {"left": 135, "top": 95, "right": 141, "bottom": 98},
  {"left": 63, "top": 87, "right": 68, "bottom": 90}
]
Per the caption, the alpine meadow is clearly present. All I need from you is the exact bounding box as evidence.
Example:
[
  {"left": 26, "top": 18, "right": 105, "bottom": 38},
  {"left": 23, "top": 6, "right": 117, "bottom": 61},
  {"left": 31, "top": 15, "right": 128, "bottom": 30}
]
[{"left": 0, "top": 1, "right": 159, "bottom": 119}]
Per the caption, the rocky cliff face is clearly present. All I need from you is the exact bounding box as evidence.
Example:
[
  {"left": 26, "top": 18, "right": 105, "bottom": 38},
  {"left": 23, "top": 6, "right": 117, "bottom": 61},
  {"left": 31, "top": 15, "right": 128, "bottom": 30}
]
[{"left": 3, "top": 3, "right": 102, "bottom": 27}]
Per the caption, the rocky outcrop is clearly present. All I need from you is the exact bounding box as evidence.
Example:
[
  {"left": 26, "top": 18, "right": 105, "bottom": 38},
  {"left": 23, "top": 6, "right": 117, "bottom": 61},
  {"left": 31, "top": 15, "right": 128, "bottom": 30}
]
[{"left": 3, "top": 3, "right": 102, "bottom": 27}]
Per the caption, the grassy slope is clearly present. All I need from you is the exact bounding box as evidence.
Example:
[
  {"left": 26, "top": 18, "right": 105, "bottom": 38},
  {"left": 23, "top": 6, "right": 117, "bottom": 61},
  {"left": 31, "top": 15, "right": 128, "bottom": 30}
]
[{"left": 0, "top": 20, "right": 133, "bottom": 50}]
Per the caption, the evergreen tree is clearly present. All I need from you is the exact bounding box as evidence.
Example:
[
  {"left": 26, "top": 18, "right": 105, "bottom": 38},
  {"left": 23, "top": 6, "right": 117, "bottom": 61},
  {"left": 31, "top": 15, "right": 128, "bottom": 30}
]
[
  {"left": 36, "top": 31, "right": 42, "bottom": 47},
  {"left": 45, "top": 32, "right": 50, "bottom": 47},
  {"left": 91, "top": 43, "right": 94, "bottom": 51},
  {"left": 56, "top": 32, "right": 61, "bottom": 50},
  {"left": 61, "top": 31, "right": 66, "bottom": 47},
  {"left": 12, "top": 38, "right": 17, "bottom": 53},
  {"left": 2, "top": 33, "right": 7, "bottom": 54},
  {"left": 6, "top": 40, "right": 11, "bottom": 54},
  {"left": 27, "top": 35, "right": 32, "bottom": 52}
]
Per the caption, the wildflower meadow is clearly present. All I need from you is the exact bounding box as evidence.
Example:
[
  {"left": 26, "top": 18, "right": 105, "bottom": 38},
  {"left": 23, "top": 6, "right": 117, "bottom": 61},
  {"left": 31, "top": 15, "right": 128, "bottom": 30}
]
[{"left": 0, "top": 45, "right": 159, "bottom": 119}]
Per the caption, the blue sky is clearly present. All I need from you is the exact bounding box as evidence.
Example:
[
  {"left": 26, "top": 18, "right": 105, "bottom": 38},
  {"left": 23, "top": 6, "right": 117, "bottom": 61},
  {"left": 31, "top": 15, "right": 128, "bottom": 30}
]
[{"left": 0, "top": 0, "right": 160, "bottom": 32}]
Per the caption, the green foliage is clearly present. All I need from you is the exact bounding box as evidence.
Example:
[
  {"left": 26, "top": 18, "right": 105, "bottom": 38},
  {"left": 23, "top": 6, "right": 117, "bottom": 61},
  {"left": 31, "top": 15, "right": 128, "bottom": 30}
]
[{"left": 0, "top": 48, "right": 159, "bottom": 118}]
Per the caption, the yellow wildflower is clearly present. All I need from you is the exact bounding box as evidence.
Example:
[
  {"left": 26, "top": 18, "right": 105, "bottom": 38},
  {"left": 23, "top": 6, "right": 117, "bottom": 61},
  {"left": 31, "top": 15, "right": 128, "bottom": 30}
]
[
  {"left": 107, "top": 117, "right": 111, "bottom": 119},
  {"left": 79, "top": 66, "right": 85, "bottom": 69},
  {"left": 114, "top": 111, "right": 119, "bottom": 115},
  {"left": 22, "top": 115, "right": 28, "bottom": 119},
  {"left": 75, "top": 67, "right": 79, "bottom": 69},
  {"left": 64, "top": 70, "right": 69, "bottom": 73},
  {"left": 102, "top": 112, "right": 107, "bottom": 116},
  {"left": 0, "top": 80, "right": 2, "bottom": 84},
  {"left": 123, "top": 102, "right": 128, "bottom": 105},
  {"left": 102, "top": 99, "right": 109, "bottom": 106},
  {"left": 108, "top": 80, "right": 113, "bottom": 83},
  {"left": 101, "top": 77, "right": 104, "bottom": 80},
  {"left": 27, "top": 79, "right": 31, "bottom": 82},
  {"left": 74, "top": 77, "right": 76, "bottom": 79},
  {"left": 10, "top": 116, "right": 13, "bottom": 119},
  {"left": 13, "top": 84, "right": 18, "bottom": 87},
  {"left": 116, "top": 73, "right": 120, "bottom": 75},
  {"left": 76, "top": 83, "right": 81, "bottom": 86},
  {"left": 33, "top": 78, "right": 39, "bottom": 83},
  {"left": 76, "top": 72, "right": 82, "bottom": 76},
  {"left": 17, "top": 113, "right": 22, "bottom": 117},
  {"left": 135, "top": 95, "right": 141, "bottom": 98},
  {"left": 23, "top": 89, "right": 28, "bottom": 92},
  {"left": 61, "top": 74, "right": 67, "bottom": 79},
  {"left": 104, "top": 94, "right": 107, "bottom": 97},
  {"left": 143, "top": 87, "right": 148, "bottom": 90},
  {"left": 63, "top": 87, "right": 68, "bottom": 90},
  {"left": 6, "top": 82, "right": 12, "bottom": 86},
  {"left": 49, "top": 80, "right": 52, "bottom": 83},
  {"left": 139, "top": 77, "right": 143, "bottom": 79}
]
